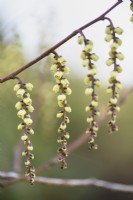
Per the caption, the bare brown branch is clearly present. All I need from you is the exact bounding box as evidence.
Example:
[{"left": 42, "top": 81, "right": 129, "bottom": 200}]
[
  {"left": 0, "top": 0, "right": 122, "bottom": 83},
  {"left": 1, "top": 171, "right": 133, "bottom": 193}
]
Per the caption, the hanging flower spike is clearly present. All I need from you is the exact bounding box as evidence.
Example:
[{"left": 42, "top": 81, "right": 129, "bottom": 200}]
[
  {"left": 78, "top": 34, "right": 101, "bottom": 150},
  {"left": 14, "top": 81, "right": 35, "bottom": 184},
  {"left": 130, "top": 1, "right": 133, "bottom": 23},
  {"left": 51, "top": 53, "right": 72, "bottom": 169},
  {"left": 105, "top": 22, "right": 124, "bottom": 134}
]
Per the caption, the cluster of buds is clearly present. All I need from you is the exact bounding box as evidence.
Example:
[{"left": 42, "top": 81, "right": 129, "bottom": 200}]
[
  {"left": 51, "top": 53, "right": 72, "bottom": 169},
  {"left": 14, "top": 81, "right": 35, "bottom": 184},
  {"left": 78, "top": 35, "right": 101, "bottom": 150},
  {"left": 105, "top": 24, "right": 124, "bottom": 133},
  {"left": 130, "top": 2, "right": 133, "bottom": 23}
]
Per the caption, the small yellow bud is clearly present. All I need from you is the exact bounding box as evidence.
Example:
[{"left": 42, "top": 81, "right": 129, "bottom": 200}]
[
  {"left": 60, "top": 79, "right": 69, "bottom": 87},
  {"left": 106, "top": 58, "right": 114, "bottom": 66},
  {"left": 27, "top": 128, "right": 34, "bottom": 135},
  {"left": 26, "top": 105, "right": 34, "bottom": 112},
  {"left": 114, "top": 27, "right": 123, "bottom": 35},
  {"left": 57, "top": 94, "right": 66, "bottom": 101},
  {"left": 90, "top": 54, "right": 99, "bottom": 62},
  {"left": 15, "top": 101, "right": 23, "bottom": 110},
  {"left": 82, "top": 59, "right": 89, "bottom": 67},
  {"left": 58, "top": 100, "right": 64, "bottom": 108},
  {"left": 84, "top": 76, "right": 91, "bottom": 85},
  {"left": 16, "top": 89, "right": 25, "bottom": 99},
  {"left": 56, "top": 112, "right": 63, "bottom": 118},
  {"left": 14, "top": 83, "right": 21, "bottom": 92},
  {"left": 50, "top": 64, "right": 58, "bottom": 72},
  {"left": 60, "top": 122, "right": 66, "bottom": 130},
  {"left": 95, "top": 80, "right": 101, "bottom": 87},
  {"left": 64, "top": 133, "right": 70, "bottom": 139},
  {"left": 110, "top": 98, "right": 117, "bottom": 104},
  {"left": 116, "top": 52, "right": 124, "bottom": 60},
  {"left": 91, "top": 101, "right": 98, "bottom": 107},
  {"left": 80, "top": 51, "right": 86, "bottom": 60},
  {"left": 25, "top": 160, "right": 30, "bottom": 166},
  {"left": 25, "top": 83, "right": 33, "bottom": 91},
  {"left": 110, "top": 71, "right": 118, "bottom": 78},
  {"left": 58, "top": 56, "right": 66, "bottom": 64},
  {"left": 110, "top": 42, "right": 119, "bottom": 50},
  {"left": 17, "top": 123, "right": 25, "bottom": 130},
  {"left": 115, "top": 106, "right": 120, "bottom": 112},
  {"left": 24, "top": 118, "right": 33, "bottom": 126},
  {"left": 105, "top": 25, "right": 112, "bottom": 34},
  {"left": 87, "top": 117, "right": 93, "bottom": 123},
  {"left": 21, "top": 134, "right": 28, "bottom": 141},
  {"left": 65, "top": 88, "right": 72, "bottom": 95},
  {"left": 116, "top": 38, "right": 122, "bottom": 46},
  {"left": 77, "top": 35, "right": 84, "bottom": 44},
  {"left": 116, "top": 83, "right": 123, "bottom": 90},
  {"left": 22, "top": 151, "right": 27, "bottom": 156},
  {"left": 106, "top": 88, "right": 112, "bottom": 94},
  {"left": 23, "top": 97, "right": 32, "bottom": 105},
  {"left": 104, "top": 34, "right": 113, "bottom": 42},
  {"left": 63, "top": 67, "right": 70, "bottom": 74},
  {"left": 84, "top": 44, "right": 93, "bottom": 52},
  {"left": 116, "top": 65, "right": 122, "bottom": 73},
  {"left": 27, "top": 145, "right": 33, "bottom": 151},
  {"left": 85, "top": 106, "right": 91, "bottom": 112},
  {"left": 89, "top": 68, "right": 97, "bottom": 75},
  {"left": 88, "top": 137, "right": 94, "bottom": 144},
  {"left": 17, "top": 109, "right": 26, "bottom": 119},
  {"left": 53, "top": 84, "right": 60, "bottom": 93},
  {"left": 85, "top": 88, "right": 93, "bottom": 95},
  {"left": 65, "top": 106, "right": 72, "bottom": 113},
  {"left": 54, "top": 71, "right": 63, "bottom": 80}
]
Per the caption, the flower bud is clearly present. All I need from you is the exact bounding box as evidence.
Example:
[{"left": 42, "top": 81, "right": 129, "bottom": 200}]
[
  {"left": 23, "top": 97, "right": 32, "bottom": 105},
  {"left": 87, "top": 117, "right": 93, "bottom": 123},
  {"left": 17, "top": 109, "right": 26, "bottom": 119},
  {"left": 57, "top": 94, "right": 66, "bottom": 101},
  {"left": 106, "top": 58, "right": 114, "bottom": 66},
  {"left": 104, "top": 34, "right": 113, "bottom": 42},
  {"left": 15, "top": 101, "right": 23, "bottom": 110},
  {"left": 90, "top": 54, "right": 99, "bottom": 62},
  {"left": 54, "top": 71, "right": 63, "bottom": 80},
  {"left": 77, "top": 35, "right": 84, "bottom": 44},
  {"left": 114, "top": 27, "right": 123, "bottom": 35},
  {"left": 85, "top": 88, "right": 93, "bottom": 95},
  {"left": 25, "top": 83, "right": 33, "bottom": 91},
  {"left": 16, "top": 89, "right": 25, "bottom": 99},
  {"left": 116, "top": 52, "right": 124, "bottom": 60},
  {"left": 50, "top": 64, "right": 58, "bottom": 72},
  {"left": 53, "top": 84, "right": 60, "bottom": 93},
  {"left": 65, "top": 106, "right": 72, "bottom": 113},
  {"left": 110, "top": 98, "right": 117, "bottom": 104},
  {"left": 14, "top": 83, "right": 21, "bottom": 92},
  {"left": 24, "top": 118, "right": 33, "bottom": 126},
  {"left": 82, "top": 59, "right": 89, "bottom": 67}
]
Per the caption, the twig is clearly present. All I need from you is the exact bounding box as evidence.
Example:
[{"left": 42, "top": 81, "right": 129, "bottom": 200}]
[
  {"left": 0, "top": 0, "right": 123, "bottom": 83},
  {"left": 1, "top": 171, "right": 133, "bottom": 193},
  {"left": 36, "top": 87, "right": 133, "bottom": 174}
]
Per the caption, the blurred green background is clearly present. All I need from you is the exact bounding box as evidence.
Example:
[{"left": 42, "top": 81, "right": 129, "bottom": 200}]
[{"left": 1, "top": 9, "right": 133, "bottom": 200}]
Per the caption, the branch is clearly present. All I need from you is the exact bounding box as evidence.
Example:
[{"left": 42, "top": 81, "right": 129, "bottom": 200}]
[
  {"left": 36, "top": 87, "right": 133, "bottom": 174},
  {"left": 0, "top": 0, "right": 123, "bottom": 83},
  {"left": 1, "top": 171, "right": 133, "bottom": 193}
]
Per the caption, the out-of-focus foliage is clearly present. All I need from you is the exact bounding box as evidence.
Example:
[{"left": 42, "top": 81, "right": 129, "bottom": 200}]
[{"left": 1, "top": 39, "right": 133, "bottom": 200}]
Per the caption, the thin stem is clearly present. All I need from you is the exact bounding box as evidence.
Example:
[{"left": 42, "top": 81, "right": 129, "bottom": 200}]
[{"left": 0, "top": 0, "right": 123, "bottom": 83}]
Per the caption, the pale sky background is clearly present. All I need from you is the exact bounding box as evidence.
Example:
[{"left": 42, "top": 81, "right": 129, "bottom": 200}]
[{"left": 0, "top": 0, "right": 133, "bottom": 86}]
